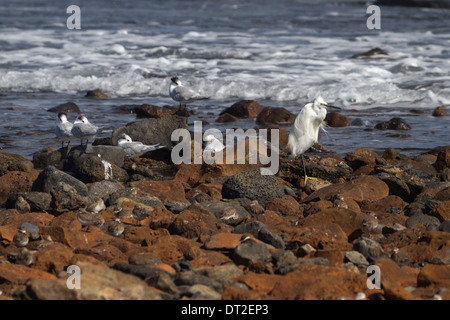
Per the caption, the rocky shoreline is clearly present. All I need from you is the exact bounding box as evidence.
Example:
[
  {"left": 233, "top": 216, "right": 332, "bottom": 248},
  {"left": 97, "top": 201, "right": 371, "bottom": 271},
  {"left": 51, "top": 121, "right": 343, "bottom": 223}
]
[{"left": 0, "top": 103, "right": 449, "bottom": 300}]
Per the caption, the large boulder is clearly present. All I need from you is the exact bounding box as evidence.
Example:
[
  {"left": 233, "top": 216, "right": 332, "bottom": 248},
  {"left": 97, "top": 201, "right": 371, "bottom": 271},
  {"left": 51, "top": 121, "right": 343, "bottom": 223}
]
[
  {"left": 0, "top": 152, "right": 34, "bottom": 176},
  {"left": 111, "top": 115, "right": 188, "bottom": 148},
  {"left": 219, "top": 100, "right": 265, "bottom": 119},
  {"left": 256, "top": 107, "right": 296, "bottom": 125}
]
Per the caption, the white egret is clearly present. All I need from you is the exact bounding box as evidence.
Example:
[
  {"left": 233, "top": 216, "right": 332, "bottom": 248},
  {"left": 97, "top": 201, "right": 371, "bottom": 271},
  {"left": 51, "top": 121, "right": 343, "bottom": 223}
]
[{"left": 288, "top": 96, "right": 339, "bottom": 184}]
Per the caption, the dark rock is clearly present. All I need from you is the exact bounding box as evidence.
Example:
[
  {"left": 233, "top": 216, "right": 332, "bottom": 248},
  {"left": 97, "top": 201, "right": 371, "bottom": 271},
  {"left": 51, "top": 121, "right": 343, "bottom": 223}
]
[
  {"left": 352, "top": 237, "right": 387, "bottom": 262},
  {"left": 375, "top": 173, "right": 412, "bottom": 202},
  {"left": 216, "top": 113, "right": 241, "bottom": 123},
  {"left": 0, "top": 152, "right": 34, "bottom": 176},
  {"left": 351, "top": 47, "right": 388, "bottom": 59},
  {"left": 220, "top": 100, "right": 265, "bottom": 119},
  {"left": 175, "top": 271, "right": 223, "bottom": 292},
  {"left": 168, "top": 210, "right": 220, "bottom": 239},
  {"left": 85, "top": 90, "right": 108, "bottom": 98},
  {"left": 325, "top": 112, "right": 350, "bottom": 127},
  {"left": 375, "top": 117, "right": 411, "bottom": 130},
  {"left": 32, "top": 148, "right": 64, "bottom": 170},
  {"left": 434, "top": 148, "right": 450, "bottom": 173},
  {"left": 129, "top": 252, "right": 162, "bottom": 266},
  {"left": 441, "top": 168, "right": 450, "bottom": 182},
  {"left": 112, "top": 262, "right": 177, "bottom": 295},
  {"left": 64, "top": 146, "right": 128, "bottom": 183},
  {"left": 181, "top": 284, "right": 221, "bottom": 299},
  {"left": 32, "top": 166, "right": 88, "bottom": 197},
  {"left": 134, "top": 104, "right": 175, "bottom": 118},
  {"left": 439, "top": 220, "right": 450, "bottom": 233},
  {"left": 87, "top": 180, "right": 124, "bottom": 201},
  {"left": 405, "top": 213, "right": 440, "bottom": 228},
  {"left": 106, "top": 188, "right": 165, "bottom": 209},
  {"left": 432, "top": 107, "right": 447, "bottom": 117},
  {"left": 390, "top": 249, "right": 412, "bottom": 265},
  {"left": 233, "top": 221, "right": 285, "bottom": 249},
  {"left": 6, "top": 192, "right": 52, "bottom": 212},
  {"left": 46, "top": 102, "right": 81, "bottom": 114},
  {"left": 111, "top": 115, "right": 188, "bottom": 149},
  {"left": 298, "top": 257, "right": 329, "bottom": 266},
  {"left": 256, "top": 106, "right": 296, "bottom": 125},
  {"left": 222, "top": 168, "right": 284, "bottom": 206},
  {"left": 232, "top": 242, "right": 271, "bottom": 266},
  {"left": 344, "top": 251, "right": 369, "bottom": 267},
  {"left": 272, "top": 250, "right": 300, "bottom": 274},
  {"left": 164, "top": 201, "right": 190, "bottom": 214}
]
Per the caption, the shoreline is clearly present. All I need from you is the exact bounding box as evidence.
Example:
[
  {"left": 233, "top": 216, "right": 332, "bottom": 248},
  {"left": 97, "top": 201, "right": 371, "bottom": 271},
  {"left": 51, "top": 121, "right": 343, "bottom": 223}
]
[{"left": 0, "top": 113, "right": 449, "bottom": 300}]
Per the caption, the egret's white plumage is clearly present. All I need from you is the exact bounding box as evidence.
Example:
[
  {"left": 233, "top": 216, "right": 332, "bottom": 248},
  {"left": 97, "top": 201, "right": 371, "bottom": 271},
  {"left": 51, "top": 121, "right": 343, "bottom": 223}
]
[
  {"left": 54, "top": 112, "right": 74, "bottom": 147},
  {"left": 288, "top": 96, "right": 335, "bottom": 183},
  {"left": 118, "top": 133, "right": 163, "bottom": 157},
  {"left": 71, "top": 114, "right": 100, "bottom": 145},
  {"left": 203, "top": 134, "right": 225, "bottom": 157},
  {"left": 169, "top": 77, "right": 209, "bottom": 108}
]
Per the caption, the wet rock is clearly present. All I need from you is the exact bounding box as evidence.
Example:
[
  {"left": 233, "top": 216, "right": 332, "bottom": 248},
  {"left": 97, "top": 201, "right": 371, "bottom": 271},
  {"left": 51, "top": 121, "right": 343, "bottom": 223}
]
[
  {"left": 134, "top": 104, "right": 174, "bottom": 118},
  {"left": 0, "top": 152, "right": 34, "bottom": 176},
  {"left": 233, "top": 241, "right": 272, "bottom": 267},
  {"left": 344, "top": 148, "right": 379, "bottom": 170},
  {"left": 233, "top": 221, "right": 285, "bottom": 249},
  {"left": 432, "top": 106, "right": 447, "bottom": 117},
  {"left": 85, "top": 90, "right": 108, "bottom": 98},
  {"left": 199, "top": 200, "right": 250, "bottom": 226},
  {"left": 405, "top": 213, "right": 440, "bottom": 228},
  {"left": 325, "top": 112, "right": 350, "bottom": 127},
  {"left": 0, "top": 171, "right": 39, "bottom": 202},
  {"left": 216, "top": 113, "right": 241, "bottom": 123},
  {"left": 351, "top": 47, "right": 388, "bottom": 58},
  {"left": 344, "top": 251, "right": 369, "bottom": 267},
  {"left": 32, "top": 148, "right": 64, "bottom": 170},
  {"left": 256, "top": 106, "right": 296, "bottom": 125},
  {"left": 112, "top": 115, "right": 188, "bottom": 149},
  {"left": 46, "top": 101, "right": 80, "bottom": 114},
  {"left": 220, "top": 100, "right": 265, "bottom": 119},
  {"left": 352, "top": 237, "right": 387, "bottom": 262},
  {"left": 168, "top": 210, "right": 220, "bottom": 239},
  {"left": 375, "top": 117, "right": 411, "bottom": 130},
  {"left": 222, "top": 168, "right": 284, "bottom": 206},
  {"left": 375, "top": 173, "right": 412, "bottom": 202}
]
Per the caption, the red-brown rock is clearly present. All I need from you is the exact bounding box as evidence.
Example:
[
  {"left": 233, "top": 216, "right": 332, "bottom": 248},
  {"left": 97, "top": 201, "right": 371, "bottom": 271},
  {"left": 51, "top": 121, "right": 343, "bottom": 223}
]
[
  {"left": 220, "top": 100, "right": 265, "bottom": 119},
  {"left": 434, "top": 148, "right": 450, "bottom": 172},
  {"left": 287, "top": 223, "right": 350, "bottom": 251},
  {"left": 204, "top": 233, "right": 243, "bottom": 250},
  {"left": 359, "top": 195, "right": 408, "bottom": 213},
  {"left": 134, "top": 104, "right": 174, "bottom": 118},
  {"left": 417, "top": 264, "right": 450, "bottom": 288},
  {"left": 428, "top": 200, "right": 450, "bottom": 222},
  {"left": 265, "top": 195, "right": 302, "bottom": 216},
  {"left": 299, "top": 208, "right": 366, "bottom": 239},
  {"left": 432, "top": 106, "right": 447, "bottom": 117},
  {"left": 435, "top": 186, "right": 450, "bottom": 201},
  {"left": 40, "top": 225, "right": 89, "bottom": 250},
  {"left": 168, "top": 209, "right": 221, "bottom": 239},
  {"left": 130, "top": 180, "right": 189, "bottom": 203},
  {"left": 0, "top": 152, "right": 34, "bottom": 176},
  {"left": 344, "top": 148, "right": 380, "bottom": 170},
  {"left": 32, "top": 243, "right": 75, "bottom": 273},
  {"left": 146, "top": 235, "right": 202, "bottom": 265},
  {"left": 325, "top": 112, "right": 350, "bottom": 127},
  {"left": 216, "top": 113, "right": 241, "bottom": 123},
  {"left": 148, "top": 207, "right": 176, "bottom": 229},
  {"left": 0, "top": 263, "right": 57, "bottom": 284},
  {"left": 0, "top": 171, "right": 39, "bottom": 202},
  {"left": 256, "top": 107, "right": 296, "bottom": 125},
  {"left": 303, "top": 176, "right": 389, "bottom": 205},
  {"left": 375, "top": 258, "right": 419, "bottom": 287}
]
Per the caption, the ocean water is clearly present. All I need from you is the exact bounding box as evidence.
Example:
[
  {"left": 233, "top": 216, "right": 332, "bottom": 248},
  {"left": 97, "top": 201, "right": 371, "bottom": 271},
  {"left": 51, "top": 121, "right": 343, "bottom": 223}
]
[{"left": 0, "top": 0, "right": 449, "bottom": 160}]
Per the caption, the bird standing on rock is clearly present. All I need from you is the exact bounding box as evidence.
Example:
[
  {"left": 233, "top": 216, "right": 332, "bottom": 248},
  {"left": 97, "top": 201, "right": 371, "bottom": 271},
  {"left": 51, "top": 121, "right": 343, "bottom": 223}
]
[
  {"left": 55, "top": 112, "right": 74, "bottom": 148},
  {"left": 108, "top": 218, "right": 124, "bottom": 237},
  {"left": 288, "top": 96, "right": 340, "bottom": 184},
  {"left": 71, "top": 113, "right": 101, "bottom": 146},
  {"left": 169, "top": 76, "right": 209, "bottom": 109}
]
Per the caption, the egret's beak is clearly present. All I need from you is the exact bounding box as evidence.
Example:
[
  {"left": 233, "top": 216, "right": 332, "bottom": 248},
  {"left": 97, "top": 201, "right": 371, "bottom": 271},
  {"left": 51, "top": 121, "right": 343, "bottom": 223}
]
[{"left": 326, "top": 104, "right": 341, "bottom": 110}]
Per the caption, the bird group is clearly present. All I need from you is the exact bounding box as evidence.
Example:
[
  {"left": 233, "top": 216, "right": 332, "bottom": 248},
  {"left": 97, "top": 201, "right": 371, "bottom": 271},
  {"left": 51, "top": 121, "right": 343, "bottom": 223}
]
[
  {"left": 55, "top": 77, "right": 340, "bottom": 184},
  {"left": 55, "top": 112, "right": 101, "bottom": 148}
]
